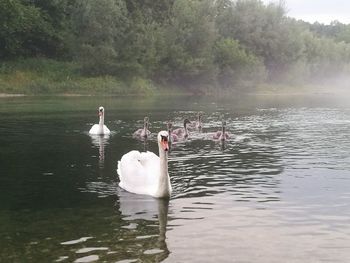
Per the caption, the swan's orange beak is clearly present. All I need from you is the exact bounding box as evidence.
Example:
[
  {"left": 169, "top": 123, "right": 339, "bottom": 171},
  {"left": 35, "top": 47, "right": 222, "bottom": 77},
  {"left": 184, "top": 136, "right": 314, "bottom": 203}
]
[{"left": 161, "top": 139, "right": 169, "bottom": 152}]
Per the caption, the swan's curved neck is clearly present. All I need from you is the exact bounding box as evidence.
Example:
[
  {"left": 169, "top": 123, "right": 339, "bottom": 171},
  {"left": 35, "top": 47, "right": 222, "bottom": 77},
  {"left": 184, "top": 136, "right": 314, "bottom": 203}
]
[
  {"left": 184, "top": 122, "right": 188, "bottom": 136},
  {"left": 221, "top": 125, "right": 226, "bottom": 140},
  {"left": 168, "top": 129, "right": 172, "bottom": 142},
  {"left": 157, "top": 144, "right": 170, "bottom": 197},
  {"left": 143, "top": 121, "right": 148, "bottom": 133},
  {"left": 99, "top": 114, "right": 104, "bottom": 126},
  {"left": 99, "top": 113, "right": 104, "bottom": 133}
]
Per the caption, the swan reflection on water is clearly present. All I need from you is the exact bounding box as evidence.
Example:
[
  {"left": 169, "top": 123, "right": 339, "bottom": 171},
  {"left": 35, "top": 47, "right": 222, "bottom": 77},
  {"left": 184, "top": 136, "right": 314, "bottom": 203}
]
[
  {"left": 117, "top": 190, "right": 170, "bottom": 260},
  {"left": 220, "top": 140, "right": 226, "bottom": 151},
  {"left": 90, "top": 134, "right": 110, "bottom": 168}
]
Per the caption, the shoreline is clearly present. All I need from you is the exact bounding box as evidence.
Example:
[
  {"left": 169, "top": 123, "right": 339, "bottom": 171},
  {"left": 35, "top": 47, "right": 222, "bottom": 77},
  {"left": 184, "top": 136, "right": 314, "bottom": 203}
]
[
  {"left": 0, "top": 93, "right": 26, "bottom": 98},
  {"left": 1, "top": 87, "right": 349, "bottom": 98}
]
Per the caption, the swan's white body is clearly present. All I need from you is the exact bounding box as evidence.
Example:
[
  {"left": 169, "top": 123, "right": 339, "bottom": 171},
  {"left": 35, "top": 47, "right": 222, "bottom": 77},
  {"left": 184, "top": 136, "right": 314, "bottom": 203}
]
[
  {"left": 89, "top": 124, "right": 110, "bottom": 135},
  {"left": 117, "top": 131, "right": 172, "bottom": 198},
  {"left": 89, "top": 106, "right": 110, "bottom": 135}
]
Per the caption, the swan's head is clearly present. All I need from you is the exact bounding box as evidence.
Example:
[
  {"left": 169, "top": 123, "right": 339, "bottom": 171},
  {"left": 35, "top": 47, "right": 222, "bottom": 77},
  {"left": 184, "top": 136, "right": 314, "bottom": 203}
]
[
  {"left": 158, "top": 131, "right": 169, "bottom": 152},
  {"left": 167, "top": 122, "right": 173, "bottom": 130},
  {"left": 98, "top": 106, "right": 105, "bottom": 116},
  {"left": 144, "top": 116, "right": 149, "bottom": 123},
  {"left": 183, "top": 118, "right": 191, "bottom": 127}
]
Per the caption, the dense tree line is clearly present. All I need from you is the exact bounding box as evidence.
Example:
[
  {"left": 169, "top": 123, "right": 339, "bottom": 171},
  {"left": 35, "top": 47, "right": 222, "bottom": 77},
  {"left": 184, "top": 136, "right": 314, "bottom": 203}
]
[{"left": 1, "top": 0, "right": 350, "bottom": 91}]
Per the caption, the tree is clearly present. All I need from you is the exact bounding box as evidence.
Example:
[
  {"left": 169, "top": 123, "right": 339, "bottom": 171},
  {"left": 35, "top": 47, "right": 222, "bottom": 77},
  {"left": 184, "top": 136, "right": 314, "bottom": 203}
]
[
  {"left": 160, "top": 0, "right": 218, "bottom": 89},
  {"left": 214, "top": 38, "right": 266, "bottom": 88},
  {"left": 71, "top": 0, "right": 128, "bottom": 75},
  {"left": 216, "top": 0, "right": 304, "bottom": 80},
  {"left": 0, "top": 0, "right": 56, "bottom": 58}
]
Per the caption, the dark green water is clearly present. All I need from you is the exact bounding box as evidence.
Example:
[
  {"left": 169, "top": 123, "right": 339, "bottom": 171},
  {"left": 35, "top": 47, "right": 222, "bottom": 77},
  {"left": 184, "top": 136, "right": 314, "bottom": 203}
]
[{"left": 1, "top": 95, "right": 350, "bottom": 262}]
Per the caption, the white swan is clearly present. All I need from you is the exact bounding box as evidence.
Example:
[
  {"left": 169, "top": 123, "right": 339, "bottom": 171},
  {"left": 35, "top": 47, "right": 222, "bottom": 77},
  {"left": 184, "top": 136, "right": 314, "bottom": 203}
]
[
  {"left": 89, "top": 106, "right": 111, "bottom": 135},
  {"left": 133, "top": 117, "right": 151, "bottom": 139},
  {"left": 117, "top": 131, "right": 172, "bottom": 198}
]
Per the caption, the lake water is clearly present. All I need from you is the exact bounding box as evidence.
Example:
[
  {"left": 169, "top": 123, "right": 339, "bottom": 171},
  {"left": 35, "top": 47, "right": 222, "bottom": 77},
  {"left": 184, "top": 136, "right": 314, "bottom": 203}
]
[{"left": 1, "top": 94, "right": 350, "bottom": 262}]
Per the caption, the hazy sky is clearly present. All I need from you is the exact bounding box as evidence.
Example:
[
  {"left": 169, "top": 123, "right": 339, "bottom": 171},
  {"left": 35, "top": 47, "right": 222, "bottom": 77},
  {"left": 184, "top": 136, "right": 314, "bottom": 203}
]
[{"left": 263, "top": 0, "right": 350, "bottom": 24}]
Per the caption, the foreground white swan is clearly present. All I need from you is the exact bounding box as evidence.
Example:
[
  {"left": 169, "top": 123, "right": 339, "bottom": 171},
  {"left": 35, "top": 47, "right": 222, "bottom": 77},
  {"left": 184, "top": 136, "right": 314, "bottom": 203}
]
[
  {"left": 89, "top": 106, "right": 110, "bottom": 135},
  {"left": 117, "top": 131, "right": 172, "bottom": 198}
]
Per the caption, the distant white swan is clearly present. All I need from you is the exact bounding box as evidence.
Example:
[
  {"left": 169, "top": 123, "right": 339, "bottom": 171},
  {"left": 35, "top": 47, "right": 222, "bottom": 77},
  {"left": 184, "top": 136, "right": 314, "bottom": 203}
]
[
  {"left": 133, "top": 117, "right": 151, "bottom": 139},
  {"left": 213, "top": 120, "right": 230, "bottom": 141},
  {"left": 89, "top": 106, "right": 111, "bottom": 135},
  {"left": 117, "top": 131, "right": 172, "bottom": 198}
]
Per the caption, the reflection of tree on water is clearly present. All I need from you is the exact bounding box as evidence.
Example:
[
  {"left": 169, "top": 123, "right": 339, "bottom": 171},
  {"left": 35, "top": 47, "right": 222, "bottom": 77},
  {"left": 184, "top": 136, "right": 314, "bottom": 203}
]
[
  {"left": 117, "top": 190, "right": 170, "bottom": 262},
  {"left": 90, "top": 134, "right": 110, "bottom": 168}
]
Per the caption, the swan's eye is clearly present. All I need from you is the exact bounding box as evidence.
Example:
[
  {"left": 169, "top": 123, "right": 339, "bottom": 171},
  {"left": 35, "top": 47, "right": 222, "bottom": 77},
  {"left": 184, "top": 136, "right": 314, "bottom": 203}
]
[
  {"left": 161, "top": 135, "right": 168, "bottom": 142},
  {"left": 99, "top": 108, "right": 103, "bottom": 112}
]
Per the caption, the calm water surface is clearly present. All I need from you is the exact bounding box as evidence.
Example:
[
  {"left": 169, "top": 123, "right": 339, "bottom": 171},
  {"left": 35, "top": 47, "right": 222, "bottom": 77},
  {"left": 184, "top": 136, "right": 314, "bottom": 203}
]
[{"left": 0, "top": 95, "right": 350, "bottom": 262}]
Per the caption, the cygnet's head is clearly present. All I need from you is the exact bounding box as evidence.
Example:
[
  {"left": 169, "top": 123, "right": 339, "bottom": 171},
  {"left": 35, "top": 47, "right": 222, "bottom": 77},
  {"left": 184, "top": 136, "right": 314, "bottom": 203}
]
[{"left": 183, "top": 118, "right": 191, "bottom": 127}]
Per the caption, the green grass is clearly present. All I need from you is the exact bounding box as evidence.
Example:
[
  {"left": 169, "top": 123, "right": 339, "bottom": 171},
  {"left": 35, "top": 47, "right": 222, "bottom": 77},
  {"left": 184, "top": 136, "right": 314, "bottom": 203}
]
[
  {"left": 3, "top": 58, "right": 340, "bottom": 97},
  {"left": 0, "top": 58, "right": 157, "bottom": 95}
]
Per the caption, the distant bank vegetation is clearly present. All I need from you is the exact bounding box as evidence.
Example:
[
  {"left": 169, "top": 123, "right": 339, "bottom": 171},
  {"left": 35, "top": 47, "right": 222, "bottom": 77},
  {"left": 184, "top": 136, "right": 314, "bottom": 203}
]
[{"left": 1, "top": 0, "right": 350, "bottom": 94}]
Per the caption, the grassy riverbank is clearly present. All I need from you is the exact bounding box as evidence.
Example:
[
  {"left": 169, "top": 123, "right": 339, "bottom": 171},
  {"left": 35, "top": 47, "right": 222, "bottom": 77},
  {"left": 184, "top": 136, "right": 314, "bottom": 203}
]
[
  {"left": 0, "top": 58, "right": 158, "bottom": 95},
  {"left": 1, "top": 58, "right": 349, "bottom": 97}
]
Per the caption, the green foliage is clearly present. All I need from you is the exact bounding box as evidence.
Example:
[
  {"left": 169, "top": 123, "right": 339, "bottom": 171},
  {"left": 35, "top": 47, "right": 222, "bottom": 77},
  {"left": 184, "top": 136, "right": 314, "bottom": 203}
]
[
  {"left": 216, "top": 0, "right": 305, "bottom": 79},
  {"left": 0, "top": 0, "right": 51, "bottom": 58},
  {"left": 160, "top": 0, "right": 218, "bottom": 89},
  {"left": 309, "top": 21, "right": 350, "bottom": 44},
  {"left": 71, "top": 0, "right": 128, "bottom": 75},
  {"left": 0, "top": 0, "right": 72, "bottom": 59},
  {"left": 214, "top": 38, "right": 266, "bottom": 88},
  {"left": 301, "top": 31, "right": 350, "bottom": 79},
  {"left": 0, "top": 58, "right": 149, "bottom": 95},
  {"left": 1, "top": 0, "right": 350, "bottom": 94}
]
